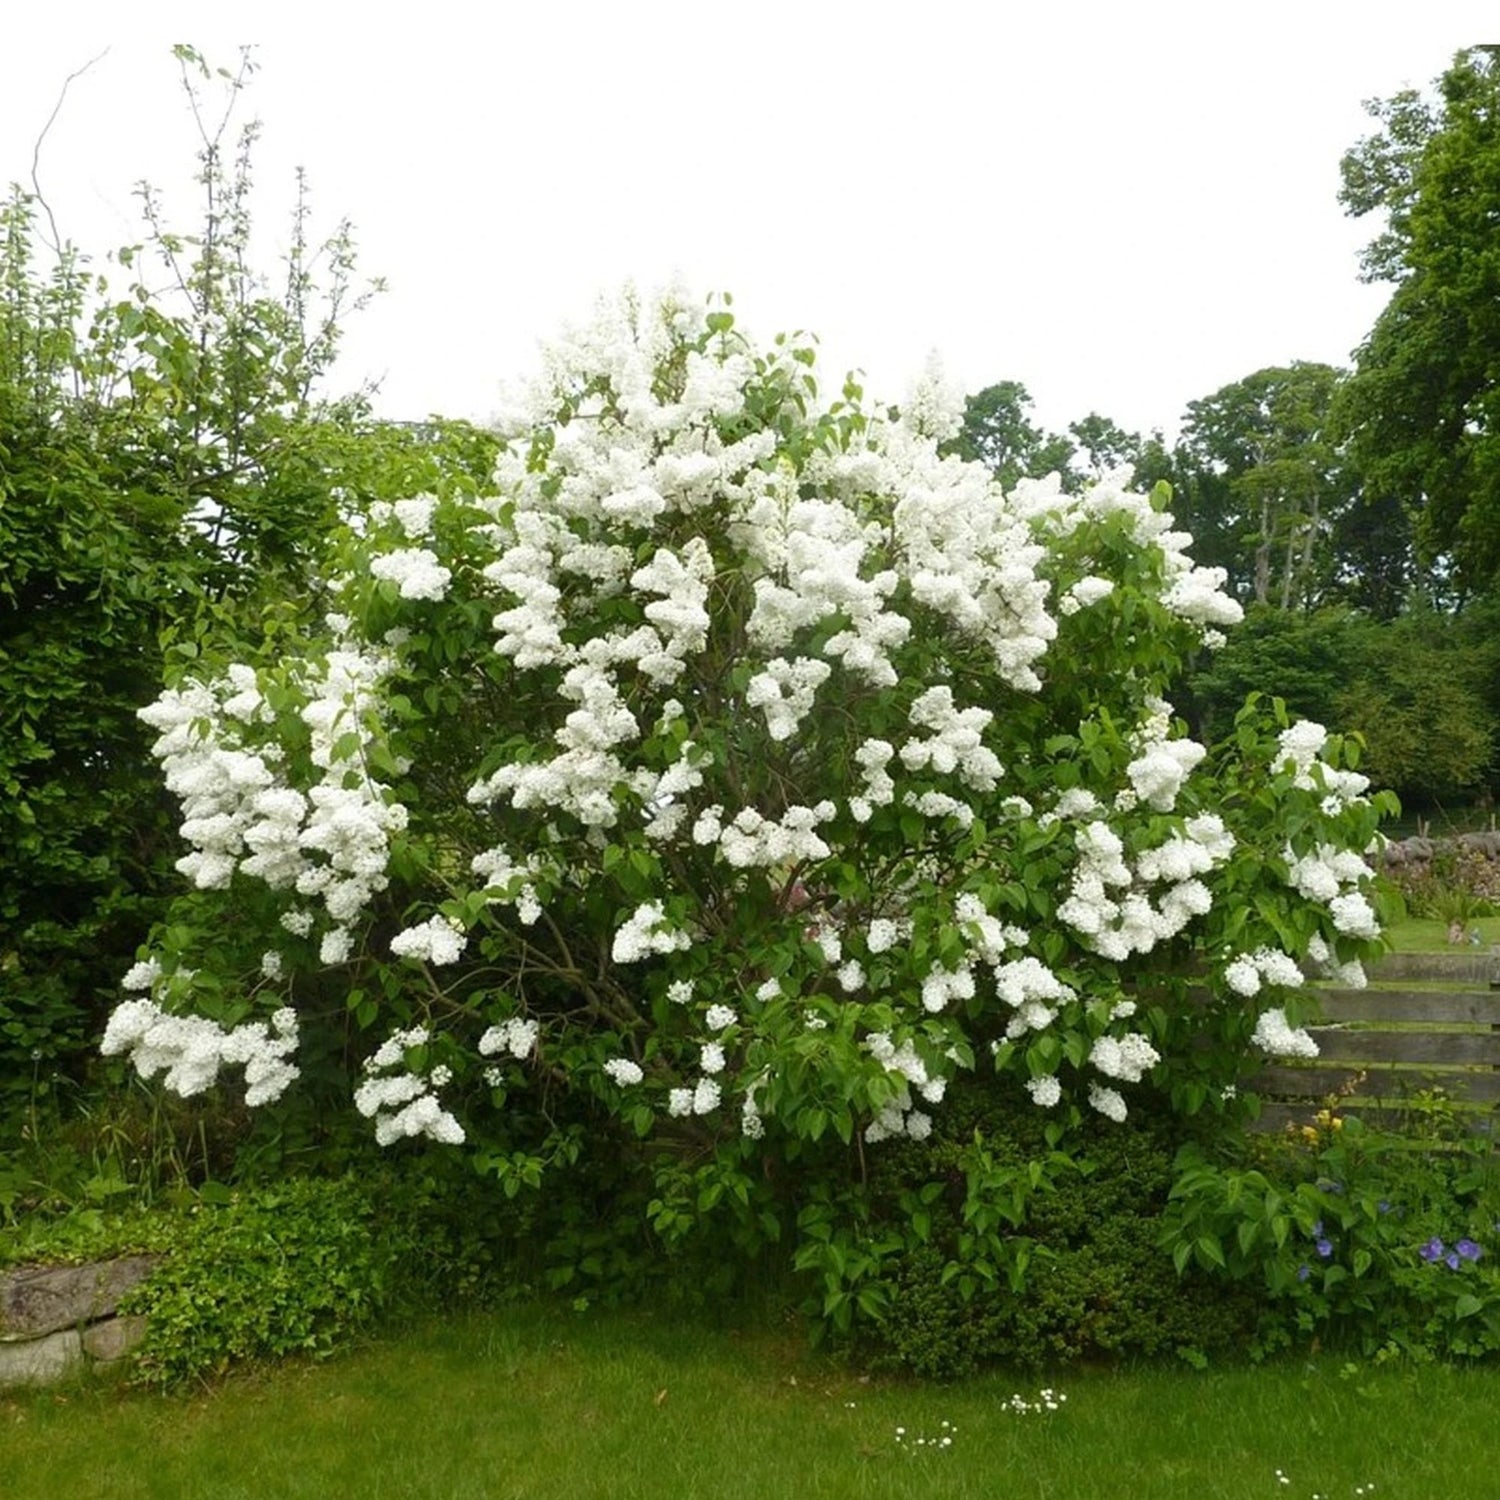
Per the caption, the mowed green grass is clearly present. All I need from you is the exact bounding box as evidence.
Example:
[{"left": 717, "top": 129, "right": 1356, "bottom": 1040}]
[
  {"left": 1, "top": 1304, "right": 1491, "bottom": 1499},
  {"left": 1385, "top": 915, "right": 1500, "bottom": 953}
]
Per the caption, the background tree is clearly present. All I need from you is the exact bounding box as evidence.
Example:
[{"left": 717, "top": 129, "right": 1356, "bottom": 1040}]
[
  {"left": 1336, "top": 46, "right": 1500, "bottom": 591},
  {"left": 1175, "top": 363, "right": 1351, "bottom": 612},
  {"left": 945, "top": 379, "right": 1075, "bottom": 490},
  {"left": 0, "top": 51, "right": 497, "bottom": 1114}
]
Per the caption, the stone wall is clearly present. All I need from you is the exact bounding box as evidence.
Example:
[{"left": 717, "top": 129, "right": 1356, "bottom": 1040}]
[{"left": 0, "top": 1256, "right": 156, "bottom": 1387}]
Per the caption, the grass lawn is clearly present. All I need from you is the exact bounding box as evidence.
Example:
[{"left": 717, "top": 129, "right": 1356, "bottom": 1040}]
[
  {"left": 1, "top": 1303, "right": 1491, "bottom": 1498},
  {"left": 1384, "top": 915, "right": 1500, "bottom": 953}
]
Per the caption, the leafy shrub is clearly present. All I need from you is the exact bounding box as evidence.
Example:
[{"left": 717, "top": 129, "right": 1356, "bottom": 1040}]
[
  {"left": 841, "top": 1082, "right": 1258, "bottom": 1378},
  {"left": 1161, "top": 1100, "right": 1500, "bottom": 1360}
]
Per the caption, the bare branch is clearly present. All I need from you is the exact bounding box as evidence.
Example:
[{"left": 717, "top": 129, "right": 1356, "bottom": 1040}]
[{"left": 28, "top": 48, "right": 111, "bottom": 254}]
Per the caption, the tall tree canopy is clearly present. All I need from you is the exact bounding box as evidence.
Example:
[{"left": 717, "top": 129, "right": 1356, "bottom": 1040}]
[
  {"left": 1336, "top": 46, "right": 1500, "bottom": 590},
  {"left": 1175, "top": 363, "right": 1352, "bottom": 612}
]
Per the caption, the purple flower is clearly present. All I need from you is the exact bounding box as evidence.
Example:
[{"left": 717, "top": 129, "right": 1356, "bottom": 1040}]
[
  {"left": 1378, "top": 1200, "right": 1392, "bottom": 1215},
  {"left": 1311, "top": 1220, "right": 1324, "bottom": 1238},
  {"left": 1456, "top": 1239, "right": 1483, "bottom": 1263},
  {"left": 1297, "top": 1264, "right": 1311, "bottom": 1282},
  {"left": 1316, "top": 1238, "right": 1334, "bottom": 1260},
  {"left": 1420, "top": 1237, "right": 1445, "bottom": 1264},
  {"left": 1446, "top": 1252, "right": 1462, "bottom": 1271}
]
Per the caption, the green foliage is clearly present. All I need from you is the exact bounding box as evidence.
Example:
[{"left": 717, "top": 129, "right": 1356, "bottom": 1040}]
[
  {"left": 1337, "top": 46, "right": 1500, "bottom": 590},
  {"left": 830, "top": 1082, "right": 1256, "bottom": 1378},
  {"left": 0, "top": 54, "right": 500, "bottom": 1117},
  {"left": 1175, "top": 363, "right": 1357, "bottom": 613},
  {"left": 944, "top": 379, "right": 1076, "bottom": 490},
  {"left": 1162, "top": 1102, "right": 1500, "bottom": 1361}
]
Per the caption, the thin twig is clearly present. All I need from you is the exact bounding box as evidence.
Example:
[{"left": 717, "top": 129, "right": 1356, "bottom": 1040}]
[{"left": 29, "top": 48, "right": 110, "bottom": 254}]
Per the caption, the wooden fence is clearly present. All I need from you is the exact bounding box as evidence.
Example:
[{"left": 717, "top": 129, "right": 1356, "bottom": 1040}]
[{"left": 1247, "top": 948, "right": 1500, "bottom": 1134}]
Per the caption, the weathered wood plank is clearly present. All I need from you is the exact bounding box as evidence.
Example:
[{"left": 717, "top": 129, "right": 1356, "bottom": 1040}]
[
  {"left": 1315, "top": 990, "right": 1500, "bottom": 1024},
  {"left": 1309, "top": 1029, "right": 1500, "bottom": 1064},
  {"left": 1249, "top": 1100, "right": 1497, "bottom": 1135},
  {"left": 1249, "top": 1064, "right": 1500, "bottom": 1105},
  {"left": 1369, "top": 952, "right": 1500, "bottom": 983}
]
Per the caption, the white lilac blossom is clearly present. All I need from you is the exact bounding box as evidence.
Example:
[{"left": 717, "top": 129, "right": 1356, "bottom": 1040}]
[
  {"left": 1251, "top": 1008, "right": 1320, "bottom": 1060},
  {"left": 390, "top": 915, "right": 468, "bottom": 966},
  {"left": 611, "top": 901, "right": 693, "bottom": 963},
  {"left": 1088, "top": 1083, "right": 1129, "bottom": 1123},
  {"left": 1223, "top": 947, "right": 1306, "bottom": 998},
  {"left": 356, "top": 1030, "right": 465, "bottom": 1146},
  {"left": 102, "top": 999, "right": 300, "bottom": 1107},
  {"left": 1026, "top": 1075, "right": 1062, "bottom": 1107},
  {"left": 604, "top": 1058, "right": 644, "bottom": 1086},
  {"left": 1088, "top": 1033, "right": 1160, "bottom": 1084},
  {"left": 479, "top": 1018, "right": 540, "bottom": 1059},
  {"left": 704, "top": 1004, "right": 737, "bottom": 1031},
  {"left": 370, "top": 547, "right": 452, "bottom": 601}
]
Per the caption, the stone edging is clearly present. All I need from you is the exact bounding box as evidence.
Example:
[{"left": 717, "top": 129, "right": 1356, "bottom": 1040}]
[{"left": 0, "top": 1255, "right": 157, "bottom": 1388}]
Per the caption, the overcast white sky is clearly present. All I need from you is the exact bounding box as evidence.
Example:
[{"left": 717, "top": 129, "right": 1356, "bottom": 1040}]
[{"left": 2, "top": 6, "right": 1493, "bottom": 439}]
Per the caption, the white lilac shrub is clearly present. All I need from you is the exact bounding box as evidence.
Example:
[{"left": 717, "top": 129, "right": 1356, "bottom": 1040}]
[{"left": 106, "top": 287, "right": 1394, "bottom": 1159}]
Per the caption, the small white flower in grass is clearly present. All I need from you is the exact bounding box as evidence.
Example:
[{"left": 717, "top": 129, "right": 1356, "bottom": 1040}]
[
  {"left": 603, "top": 1058, "right": 643, "bottom": 1087},
  {"left": 756, "top": 978, "right": 782, "bottom": 1002},
  {"left": 667, "top": 979, "right": 695, "bottom": 1005},
  {"left": 704, "top": 1004, "right": 737, "bottom": 1031}
]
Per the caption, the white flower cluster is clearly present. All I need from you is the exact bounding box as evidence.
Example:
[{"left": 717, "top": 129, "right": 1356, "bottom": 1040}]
[
  {"left": 471, "top": 845, "right": 550, "bottom": 925},
  {"left": 1222, "top": 948, "right": 1305, "bottom": 998},
  {"left": 1125, "top": 700, "right": 1206, "bottom": 813},
  {"left": 1024, "top": 467, "right": 1242, "bottom": 638},
  {"left": 1249, "top": 1007, "right": 1320, "bottom": 1060},
  {"left": 863, "top": 1032, "right": 946, "bottom": 1142},
  {"left": 611, "top": 901, "right": 693, "bottom": 963},
  {"left": 1274, "top": 721, "right": 1371, "bottom": 811},
  {"left": 1283, "top": 842, "right": 1381, "bottom": 940},
  {"left": 354, "top": 1027, "right": 466, "bottom": 1146},
  {"left": 134, "top": 645, "right": 406, "bottom": 980},
  {"left": 479, "top": 1017, "right": 541, "bottom": 1060},
  {"left": 1306, "top": 933, "right": 1367, "bottom": 989},
  {"left": 1088, "top": 1032, "right": 1160, "bottom": 1084},
  {"left": 390, "top": 915, "right": 468, "bottom": 966},
  {"left": 745, "top": 657, "right": 832, "bottom": 742},
  {"left": 1056, "top": 810, "right": 1231, "bottom": 963},
  {"left": 370, "top": 547, "right": 452, "bottom": 601},
  {"left": 102, "top": 998, "right": 299, "bottom": 1107},
  {"left": 1058, "top": 576, "right": 1115, "bottom": 615},
  {"left": 713, "top": 802, "right": 837, "bottom": 870}
]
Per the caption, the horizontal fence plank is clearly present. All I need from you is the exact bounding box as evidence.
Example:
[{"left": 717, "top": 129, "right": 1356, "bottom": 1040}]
[
  {"left": 1316, "top": 989, "right": 1500, "bottom": 1024},
  {"left": 1309, "top": 1029, "right": 1500, "bottom": 1065},
  {"left": 1249, "top": 1064, "right": 1500, "bottom": 1106},
  {"left": 1251, "top": 1099, "right": 1497, "bottom": 1136},
  {"left": 1369, "top": 952, "right": 1500, "bottom": 984}
]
